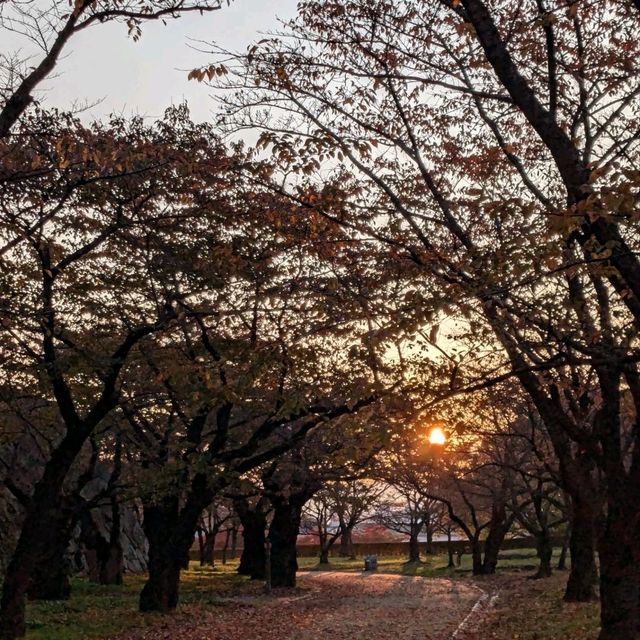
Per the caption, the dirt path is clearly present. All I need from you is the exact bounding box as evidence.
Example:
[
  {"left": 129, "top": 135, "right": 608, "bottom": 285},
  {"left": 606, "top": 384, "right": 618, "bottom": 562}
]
[{"left": 117, "top": 571, "right": 486, "bottom": 640}]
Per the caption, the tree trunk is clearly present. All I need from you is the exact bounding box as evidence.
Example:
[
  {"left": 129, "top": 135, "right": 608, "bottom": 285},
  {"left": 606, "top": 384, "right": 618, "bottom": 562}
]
[
  {"left": 339, "top": 527, "right": 354, "bottom": 558},
  {"left": 236, "top": 503, "right": 267, "bottom": 580},
  {"left": 558, "top": 527, "right": 570, "bottom": 570},
  {"left": 269, "top": 499, "right": 304, "bottom": 588},
  {"left": 221, "top": 528, "right": 231, "bottom": 565},
  {"left": 81, "top": 504, "right": 123, "bottom": 586},
  {"left": 471, "top": 539, "right": 483, "bottom": 576},
  {"left": 597, "top": 501, "right": 640, "bottom": 640},
  {"left": 481, "top": 503, "right": 513, "bottom": 575},
  {"left": 139, "top": 498, "right": 182, "bottom": 613},
  {"left": 96, "top": 498, "right": 123, "bottom": 585},
  {"left": 27, "top": 517, "right": 74, "bottom": 601},
  {"left": 0, "top": 496, "right": 72, "bottom": 636},
  {"left": 565, "top": 497, "right": 598, "bottom": 602},
  {"left": 197, "top": 528, "right": 205, "bottom": 565},
  {"left": 0, "top": 430, "right": 91, "bottom": 639},
  {"left": 0, "top": 560, "right": 31, "bottom": 640},
  {"left": 533, "top": 529, "right": 553, "bottom": 579},
  {"left": 201, "top": 532, "right": 215, "bottom": 567},
  {"left": 319, "top": 546, "right": 330, "bottom": 565},
  {"left": 408, "top": 529, "right": 420, "bottom": 563},
  {"left": 425, "top": 522, "right": 434, "bottom": 555},
  {"left": 446, "top": 529, "right": 455, "bottom": 568},
  {"left": 230, "top": 526, "right": 238, "bottom": 559},
  {"left": 139, "top": 473, "right": 218, "bottom": 612}
]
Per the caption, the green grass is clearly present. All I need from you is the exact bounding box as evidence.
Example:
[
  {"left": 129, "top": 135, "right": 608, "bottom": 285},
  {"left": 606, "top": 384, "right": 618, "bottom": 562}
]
[
  {"left": 25, "top": 563, "right": 248, "bottom": 640},
  {"left": 298, "top": 547, "right": 565, "bottom": 578}
]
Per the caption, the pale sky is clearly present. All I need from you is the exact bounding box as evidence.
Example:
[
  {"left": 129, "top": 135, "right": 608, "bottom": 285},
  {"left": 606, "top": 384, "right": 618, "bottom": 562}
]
[{"left": 8, "top": 0, "right": 299, "bottom": 123}]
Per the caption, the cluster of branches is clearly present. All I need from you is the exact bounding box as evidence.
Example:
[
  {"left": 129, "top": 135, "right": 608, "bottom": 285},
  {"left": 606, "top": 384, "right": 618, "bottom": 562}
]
[
  {"left": 206, "top": 2, "right": 640, "bottom": 638},
  {"left": 4, "top": 1, "right": 640, "bottom": 640}
]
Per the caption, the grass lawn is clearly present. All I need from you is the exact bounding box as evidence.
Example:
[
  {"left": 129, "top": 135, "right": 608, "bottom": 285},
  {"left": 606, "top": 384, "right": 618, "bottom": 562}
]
[
  {"left": 299, "top": 546, "right": 563, "bottom": 577},
  {"left": 22, "top": 550, "right": 601, "bottom": 640},
  {"left": 25, "top": 563, "right": 250, "bottom": 640}
]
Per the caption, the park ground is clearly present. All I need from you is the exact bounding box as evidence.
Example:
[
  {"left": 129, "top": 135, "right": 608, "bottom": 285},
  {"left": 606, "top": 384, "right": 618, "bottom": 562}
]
[{"left": 24, "top": 550, "right": 600, "bottom": 640}]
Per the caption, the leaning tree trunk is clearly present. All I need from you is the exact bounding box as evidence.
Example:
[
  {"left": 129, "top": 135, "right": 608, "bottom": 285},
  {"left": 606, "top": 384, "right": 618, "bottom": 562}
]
[
  {"left": 481, "top": 506, "right": 513, "bottom": 575},
  {"left": 565, "top": 496, "right": 598, "bottom": 602},
  {"left": 0, "top": 451, "right": 84, "bottom": 640},
  {"left": 597, "top": 498, "right": 640, "bottom": 640},
  {"left": 236, "top": 502, "right": 267, "bottom": 580},
  {"left": 269, "top": 498, "right": 305, "bottom": 588}
]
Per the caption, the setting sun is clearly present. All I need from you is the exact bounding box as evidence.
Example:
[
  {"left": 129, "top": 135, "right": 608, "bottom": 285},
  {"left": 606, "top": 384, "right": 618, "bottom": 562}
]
[{"left": 428, "top": 427, "right": 447, "bottom": 445}]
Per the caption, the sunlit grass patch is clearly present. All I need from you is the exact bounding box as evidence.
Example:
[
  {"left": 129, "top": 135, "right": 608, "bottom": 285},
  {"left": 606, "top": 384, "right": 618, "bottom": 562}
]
[{"left": 25, "top": 562, "right": 247, "bottom": 639}]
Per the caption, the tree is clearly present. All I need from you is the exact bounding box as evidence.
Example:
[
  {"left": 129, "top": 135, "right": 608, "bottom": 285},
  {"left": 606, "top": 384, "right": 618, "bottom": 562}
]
[
  {"left": 217, "top": 3, "right": 640, "bottom": 635},
  {"left": 0, "top": 0, "right": 229, "bottom": 138},
  {"left": 196, "top": 498, "right": 232, "bottom": 567},
  {"left": 302, "top": 480, "right": 382, "bottom": 564},
  {"left": 0, "top": 106, "right": 248, "bottom": 638}
]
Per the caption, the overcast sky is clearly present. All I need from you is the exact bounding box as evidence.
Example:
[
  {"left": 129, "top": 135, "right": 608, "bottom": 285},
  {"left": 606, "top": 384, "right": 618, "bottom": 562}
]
[{"left": 19, "top": 0, "right": 299, "bottom": 123}]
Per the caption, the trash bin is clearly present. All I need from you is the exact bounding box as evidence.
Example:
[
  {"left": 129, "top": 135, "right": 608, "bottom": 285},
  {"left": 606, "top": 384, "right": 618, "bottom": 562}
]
[{"left": 364, "top": 555, "right": 378, "bottom": 571}]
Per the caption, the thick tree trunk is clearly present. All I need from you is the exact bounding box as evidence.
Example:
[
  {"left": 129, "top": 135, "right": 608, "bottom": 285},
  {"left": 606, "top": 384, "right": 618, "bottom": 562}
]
[
  {"left": 236, "top": 503, "right": 267, "bottom": 580},
  {"left": 139, "top": 473, "right": 218, "bottom": 612},
  {"left": 0, "top": 498, "right": 72, "bottom": 635},
  {"left": 27, "top": 515, "right": 75, "bottom": 601},
  {"left": 269, "top": 499, "right": 304, "bottom": 588},
  {"left": 565, "top": 497, "right": 598, "bottom": 602},
  {"left": 139, "top": 498, "right": 183, "bottom": 613},
  {"left": 597, "top": 502, "right": 640, "bottom": 640},
  {"left": 0, "top": 561, "right": 31, "bottom": 640},
  {"left": 339, "top": 527, "right": 355, "bottom": 558},
  {"left": 319, "top": 546, "right": 330, "bottom": 565},
  {"left": 0, "top": 429, "right": 92, "bottom": 640},
  {"left": 27, "top": 547, "right": 71, "bottom": 601}
]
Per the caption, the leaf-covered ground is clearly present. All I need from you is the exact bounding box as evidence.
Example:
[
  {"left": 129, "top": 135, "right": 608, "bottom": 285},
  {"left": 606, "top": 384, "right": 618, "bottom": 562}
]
[
  {"left": 471, "top": 573, "right": 600, "bottom": 640},
  {"left": 115, "top": 571, "right": 483, "bottom": 640},
  {"left": 24, "top": 554, "right": 601, "bottom": 640}
]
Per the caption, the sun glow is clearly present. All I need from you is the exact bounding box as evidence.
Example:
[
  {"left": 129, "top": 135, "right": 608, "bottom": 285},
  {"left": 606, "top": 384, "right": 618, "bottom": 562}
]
[{"left": 428, "top": 427, "right": 447, "bottom": 446}]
